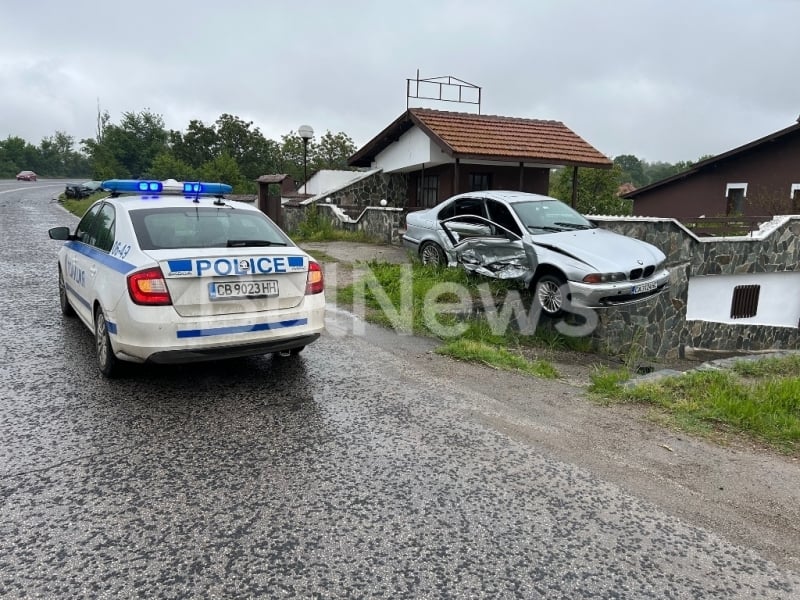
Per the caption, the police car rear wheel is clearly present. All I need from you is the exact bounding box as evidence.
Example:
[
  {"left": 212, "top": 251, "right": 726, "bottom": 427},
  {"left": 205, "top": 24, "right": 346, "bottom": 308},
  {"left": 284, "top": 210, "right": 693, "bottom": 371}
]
[
  {"left": 95, "top": 308, "right": 120, "bottom": 377},
  {"left": 58, "top": 268, "right": 75, "bottom": 317}
]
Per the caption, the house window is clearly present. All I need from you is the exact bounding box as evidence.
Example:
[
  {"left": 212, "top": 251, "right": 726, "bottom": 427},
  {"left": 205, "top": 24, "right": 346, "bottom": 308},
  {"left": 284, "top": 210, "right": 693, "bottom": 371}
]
[
  {"left": 418, "top": 175, "right": 439, "bottom": 208},
  {"left": 725, "top": 183, "right": 747, "bottom": 215},
  {"left": 791, "top": 183, "right": 800, "bottom": 213},
  {"left": 730, "top": 284, "right": 760, "bottom": 319},
  {"left": 469, "top": 173, "right": 491, "bottom": 191}
]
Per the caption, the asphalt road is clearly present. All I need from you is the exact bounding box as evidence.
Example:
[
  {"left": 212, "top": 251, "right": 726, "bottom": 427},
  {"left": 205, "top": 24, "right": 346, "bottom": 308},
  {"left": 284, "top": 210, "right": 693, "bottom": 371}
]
[{"left": 0, "top": 180, "right": 798, "bottom": 598}]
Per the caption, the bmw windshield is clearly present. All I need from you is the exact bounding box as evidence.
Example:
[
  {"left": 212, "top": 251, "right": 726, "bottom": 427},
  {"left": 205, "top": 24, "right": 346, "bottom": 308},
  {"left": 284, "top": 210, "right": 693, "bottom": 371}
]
[{"left": 510, "top": 200, "right": 596, "bottom": 234}]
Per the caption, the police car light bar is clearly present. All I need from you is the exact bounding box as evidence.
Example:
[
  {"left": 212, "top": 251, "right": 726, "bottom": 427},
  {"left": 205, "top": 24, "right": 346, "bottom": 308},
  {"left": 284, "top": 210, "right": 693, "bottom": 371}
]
[{"left": 101, "top": 179, "right": 233, "bottom": 196}]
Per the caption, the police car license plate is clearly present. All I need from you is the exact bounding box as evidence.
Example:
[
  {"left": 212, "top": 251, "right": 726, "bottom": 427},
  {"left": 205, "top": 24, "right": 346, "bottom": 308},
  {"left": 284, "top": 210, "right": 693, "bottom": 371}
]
[
  {"left": 631, "top": 281, "right": 657, "bottom": 295},
  {"left": 209, "top": 280, "right": 278, "bottom": 300}
]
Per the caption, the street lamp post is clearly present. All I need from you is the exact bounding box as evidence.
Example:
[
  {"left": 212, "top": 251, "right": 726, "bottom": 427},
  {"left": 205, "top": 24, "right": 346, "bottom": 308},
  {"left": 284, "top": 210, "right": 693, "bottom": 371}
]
[{"left": 298, "top": 124, "right": 314, "bottom": 194}]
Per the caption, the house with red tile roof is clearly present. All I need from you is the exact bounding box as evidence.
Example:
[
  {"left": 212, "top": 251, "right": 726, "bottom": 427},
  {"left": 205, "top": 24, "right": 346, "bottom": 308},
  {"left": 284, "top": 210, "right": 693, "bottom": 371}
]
[{"left": 348, "top": 108, "right": 612, "bottom": 208}]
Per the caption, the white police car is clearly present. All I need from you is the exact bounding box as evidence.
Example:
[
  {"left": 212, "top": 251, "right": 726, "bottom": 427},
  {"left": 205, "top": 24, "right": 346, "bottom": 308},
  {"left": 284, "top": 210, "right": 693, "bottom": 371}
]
[{"left": 49, "top": 179, "right": 325, "bottom": 377}]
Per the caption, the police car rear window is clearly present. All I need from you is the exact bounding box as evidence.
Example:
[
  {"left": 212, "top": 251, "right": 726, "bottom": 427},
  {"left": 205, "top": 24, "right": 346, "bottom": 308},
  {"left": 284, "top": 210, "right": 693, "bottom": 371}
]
[{"left": 129, "top": 207, "right": 291, "bottom": 250}]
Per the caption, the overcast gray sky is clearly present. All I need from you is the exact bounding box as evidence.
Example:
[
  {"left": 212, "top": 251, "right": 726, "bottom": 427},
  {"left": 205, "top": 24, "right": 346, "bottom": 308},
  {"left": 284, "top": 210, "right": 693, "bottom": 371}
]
[{"left": 1, "top": 0, "right": 798, "bottom": 163}]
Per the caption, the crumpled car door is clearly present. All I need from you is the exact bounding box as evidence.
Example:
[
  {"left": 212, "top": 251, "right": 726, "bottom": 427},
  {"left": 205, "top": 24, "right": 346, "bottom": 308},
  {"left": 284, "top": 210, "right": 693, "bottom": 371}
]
[{"left": 440, "top": 216, "right": 538, "bottom": 282}]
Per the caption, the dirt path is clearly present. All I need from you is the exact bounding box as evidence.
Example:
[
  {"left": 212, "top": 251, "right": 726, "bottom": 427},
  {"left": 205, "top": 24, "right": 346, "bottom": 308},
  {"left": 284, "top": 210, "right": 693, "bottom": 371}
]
[{"left": 302, "top": 241, "right": 800, "bottom": 570}]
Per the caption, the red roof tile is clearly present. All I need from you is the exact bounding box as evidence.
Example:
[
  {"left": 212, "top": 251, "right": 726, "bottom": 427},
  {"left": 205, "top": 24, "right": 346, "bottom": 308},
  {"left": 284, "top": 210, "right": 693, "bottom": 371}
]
[
  {"left": 411, "top": 108, "right": 611, "bottom": 167},
  {"left": 349, "top": 109, "right": 611, "bottom": 168}
]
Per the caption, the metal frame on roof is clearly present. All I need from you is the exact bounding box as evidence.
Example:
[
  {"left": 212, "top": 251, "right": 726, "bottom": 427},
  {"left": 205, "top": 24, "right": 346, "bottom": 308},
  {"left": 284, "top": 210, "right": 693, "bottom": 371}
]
[{"left": 406, "top": 70, "right": 481, "bottom": 114}]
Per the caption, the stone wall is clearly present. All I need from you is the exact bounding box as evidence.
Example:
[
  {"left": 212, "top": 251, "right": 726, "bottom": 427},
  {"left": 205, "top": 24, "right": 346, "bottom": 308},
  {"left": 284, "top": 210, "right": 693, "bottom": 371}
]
[
  {"left": 590, "top": 216, "right": 800, "bottom": 359},
  {"left": 283, "top": 203, "right": 406, "bottom": 245},
  {"left": 320, "top": 171, "right": 408, "bottom": 207}
]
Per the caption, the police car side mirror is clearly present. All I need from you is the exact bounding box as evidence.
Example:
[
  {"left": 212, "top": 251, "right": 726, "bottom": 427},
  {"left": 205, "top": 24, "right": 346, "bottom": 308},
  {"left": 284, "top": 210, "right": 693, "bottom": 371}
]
[{"left": 48, "top": 226, "right": 72, "bottom": 241}]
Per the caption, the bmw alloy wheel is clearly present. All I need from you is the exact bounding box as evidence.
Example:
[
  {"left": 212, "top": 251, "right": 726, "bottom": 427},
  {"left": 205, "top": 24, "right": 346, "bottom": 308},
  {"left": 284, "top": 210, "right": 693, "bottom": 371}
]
[
  {"left": 536, "top": 275, "right": 566, "bottom": 315},
  {"left": 420, "top": 242, "right": 446, "bottom": 266}
]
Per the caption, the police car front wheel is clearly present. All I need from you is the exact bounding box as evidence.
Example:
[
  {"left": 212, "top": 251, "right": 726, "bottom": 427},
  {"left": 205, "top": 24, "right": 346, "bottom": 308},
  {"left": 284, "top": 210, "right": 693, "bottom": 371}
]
[{"left": 95, "top": 308, "right": 121, "bottom": 378}]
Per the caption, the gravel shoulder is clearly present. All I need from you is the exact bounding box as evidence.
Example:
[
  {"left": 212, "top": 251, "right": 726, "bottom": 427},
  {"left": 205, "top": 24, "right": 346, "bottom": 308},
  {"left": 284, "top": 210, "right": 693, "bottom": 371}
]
[{"left": 306, "top": 240, "right": 800, "bottom": 571}]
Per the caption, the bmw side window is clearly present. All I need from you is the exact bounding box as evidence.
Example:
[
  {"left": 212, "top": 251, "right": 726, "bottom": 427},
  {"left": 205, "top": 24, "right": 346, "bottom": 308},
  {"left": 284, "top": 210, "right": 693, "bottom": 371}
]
[
  {"left": 75, "top": 204, "right": 102, "bottom": 245},
  {"left": 437, "top": 204, "right": 455, "bottom": 221},
  {"left": 93, "top": 204, "right": 116, "bottom": 252},
  {"left": 438, "top": 199, "right": 485, "bottom": 222},
  {"left": 486, "top": 200, "right": 522, "bottom": 237},
  {"left": 442, "top": 198, "right": 485, "bottom": 224}
]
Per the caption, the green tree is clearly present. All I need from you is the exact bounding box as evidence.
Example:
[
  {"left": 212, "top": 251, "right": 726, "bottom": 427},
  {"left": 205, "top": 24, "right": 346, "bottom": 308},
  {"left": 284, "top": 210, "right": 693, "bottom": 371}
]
[
  {"left": 37, "top": 131, "right": 88, "bottom": 176},
  {"left": 169, "top": 119, "right": 218, "bottom": 168},
  {"left": 279, "top": 130, "right": 312, "bottom": 184},
  {"left": 214, "top": 114, "right": 276, "bottom": 180},
  {"left": 613, "top": 154, "right": 646, "bottom": 187},
  {"left": 311, "top": 130, "right": 357, "bottom": 170},
  {"left": 550, "top": 165, "right": 632, "bottom": 216},
  {"left": 197, "top": 152, "right": 243, "bottom": 190},
  {"left": 149, "top": 151, "right": 197, "bottom": 181},
  {"left": 82, "top": 109, "right": 168, "bottom": 178},
  {"left": 0, "top": 136, "right": 38, "bottom": 175}
]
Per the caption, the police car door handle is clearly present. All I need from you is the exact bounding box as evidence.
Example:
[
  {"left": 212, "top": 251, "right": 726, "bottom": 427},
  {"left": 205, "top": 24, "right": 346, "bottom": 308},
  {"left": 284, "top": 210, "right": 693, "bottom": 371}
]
[{"left": 89, "top": 266, "right": 97, "bottom": 276}]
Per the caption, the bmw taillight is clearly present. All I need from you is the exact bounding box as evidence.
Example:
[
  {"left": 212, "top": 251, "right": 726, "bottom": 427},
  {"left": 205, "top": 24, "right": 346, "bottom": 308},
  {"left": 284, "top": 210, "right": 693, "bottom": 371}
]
[
  {"left": 305, "top": 261, "right": 324, "bottom": 295},
  {"left": 127, "top": 267, "right": 172, "bottom": 305}
]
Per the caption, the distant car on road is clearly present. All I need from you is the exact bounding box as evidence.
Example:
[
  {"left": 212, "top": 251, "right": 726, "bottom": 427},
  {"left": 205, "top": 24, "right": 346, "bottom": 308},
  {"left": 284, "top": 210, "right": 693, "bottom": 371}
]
[
  {"left": 64, "top": 180, "right": 103, "bottom": 199},
  {"left": 16, "top": 171, "right": 37, "bottom": 181}
]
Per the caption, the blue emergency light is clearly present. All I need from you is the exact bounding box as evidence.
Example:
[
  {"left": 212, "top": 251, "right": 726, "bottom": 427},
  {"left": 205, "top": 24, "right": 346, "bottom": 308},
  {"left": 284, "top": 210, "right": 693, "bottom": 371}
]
[
  {"left": 102, "top": 179, "right": 163, "bottom": 193},
  {"left": 101, "top": 179, "right": 233, "bottom": 196},
  {"left": 182, "top": 182, "right": 233, "bottom": 195}
]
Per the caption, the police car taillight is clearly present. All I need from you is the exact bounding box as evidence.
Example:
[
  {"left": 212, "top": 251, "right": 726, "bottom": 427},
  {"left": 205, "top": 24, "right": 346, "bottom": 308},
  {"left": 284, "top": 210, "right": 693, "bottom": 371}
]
[
  {"left": 305, "top": 261, "right": 324, "bottom": 295},
  {"left": 127, "top": 267, "right": 172, "bottom": 305}
]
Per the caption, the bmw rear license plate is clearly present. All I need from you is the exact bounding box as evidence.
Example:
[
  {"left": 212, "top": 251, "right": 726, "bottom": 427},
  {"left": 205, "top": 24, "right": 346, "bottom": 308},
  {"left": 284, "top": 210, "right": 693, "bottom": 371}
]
[
  {"left": 209, "top": 280, "right": 278, "bottom": 300},
  {"left": 631, "top": 281, "right": 657, "bottom": 295}
]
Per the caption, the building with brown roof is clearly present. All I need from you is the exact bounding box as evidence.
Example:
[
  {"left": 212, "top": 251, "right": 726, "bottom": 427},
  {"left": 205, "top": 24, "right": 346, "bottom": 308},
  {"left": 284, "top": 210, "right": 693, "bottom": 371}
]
[
  {"left": 623, "top": 119, "right": 800, "bottom": 219},
  {"left": 349, "top": 108, "right": 612, "bottom": 208}
]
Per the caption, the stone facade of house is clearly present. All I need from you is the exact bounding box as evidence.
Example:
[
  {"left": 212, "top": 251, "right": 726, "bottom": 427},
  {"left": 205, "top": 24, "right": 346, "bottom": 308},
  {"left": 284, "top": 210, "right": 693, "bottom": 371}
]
[{"left": 319, "top": 171, "right": 408, "bottom": 207}]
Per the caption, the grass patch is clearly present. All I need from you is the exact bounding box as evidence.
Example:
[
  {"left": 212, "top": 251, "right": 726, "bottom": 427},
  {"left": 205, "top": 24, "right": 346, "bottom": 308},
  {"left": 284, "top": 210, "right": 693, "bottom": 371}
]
[
  {"left": 59, "top": 192, "right": 106, "bottom": 217},
  {"left": 290, "top": 204, "right": 380, "bottom": 243},
  {"left": 588, "top": 358, "right": 800, "bottom": 454},
  {"left": 336, "top": 260, "right": 589, "bottom": 378},
  {"left": 292, "top": 228, "right": 378, "bottom": 243},
  {"left": 731, "top": 354, "right": 800, "bottom": 378},
  {"left": 438, "top": 339, "right": 559, "bottom": 379},
  {"left": 587, "top": 366, "right": 631, "bottom": 397}
]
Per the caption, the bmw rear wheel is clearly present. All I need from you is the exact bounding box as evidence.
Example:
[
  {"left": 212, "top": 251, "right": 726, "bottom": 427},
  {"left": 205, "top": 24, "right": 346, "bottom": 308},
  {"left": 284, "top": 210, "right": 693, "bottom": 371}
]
[
  {"left": 58, "top": 268, "right": 75, "bottom": 317},
  {"left": 535, "top": 274, "right": 567, "bottom": 316},
  {"left": 420, "top": 242, "right": 446, "bottom": 266},
  {"left": 95, "top": 308, "right": 120, "bottom": 378}
]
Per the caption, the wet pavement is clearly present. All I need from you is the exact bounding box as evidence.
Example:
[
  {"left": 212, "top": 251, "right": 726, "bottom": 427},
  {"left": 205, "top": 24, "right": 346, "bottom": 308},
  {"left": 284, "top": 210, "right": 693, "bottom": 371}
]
[{"left": 0, "top": 180, "right": 798, "bottom": 598}]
